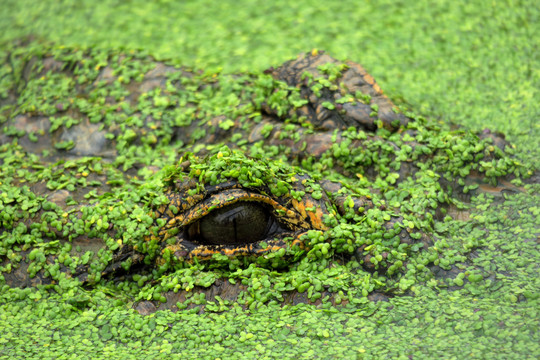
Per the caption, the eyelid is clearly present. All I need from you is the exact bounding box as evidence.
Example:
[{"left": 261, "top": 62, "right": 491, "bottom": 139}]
[{"left": 157, "top": 188, "right": 310, "bottom": 243}]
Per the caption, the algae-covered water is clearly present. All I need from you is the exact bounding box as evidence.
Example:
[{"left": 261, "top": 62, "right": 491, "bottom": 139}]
[{"left": 0, "top": 1, "right": 538, "bottom": 358}]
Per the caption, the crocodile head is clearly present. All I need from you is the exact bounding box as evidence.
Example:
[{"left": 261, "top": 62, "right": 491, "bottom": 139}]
[{"left": 0, "top": 45, "right": 524, "bottom": 311}]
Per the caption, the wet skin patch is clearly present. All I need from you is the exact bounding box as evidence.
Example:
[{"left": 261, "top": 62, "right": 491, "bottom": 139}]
[{"left": 0, "top": 41, "right": 532, "bottom": 311}]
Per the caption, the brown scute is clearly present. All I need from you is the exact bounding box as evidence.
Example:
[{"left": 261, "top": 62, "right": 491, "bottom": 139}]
[{"left": 267, "top": 52, "right": 410, "bottom": 131}]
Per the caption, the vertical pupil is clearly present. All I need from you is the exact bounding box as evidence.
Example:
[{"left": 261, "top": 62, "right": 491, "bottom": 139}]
[{"left": 198, "top": 202, "right": 270, "bottom": 245}]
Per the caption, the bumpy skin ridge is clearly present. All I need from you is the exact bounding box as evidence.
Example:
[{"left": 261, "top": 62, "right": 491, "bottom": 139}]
[{"left": 266, "top": 51, "right": 410, "bottom": 130}]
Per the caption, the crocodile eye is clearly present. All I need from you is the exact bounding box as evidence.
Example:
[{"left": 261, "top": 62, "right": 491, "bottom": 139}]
[
  {"left": 154, "top": 186, "right": 320, "bottom": 260},
  {"left": 186, "top": 202, "right": 282, "bottom": 245}
]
